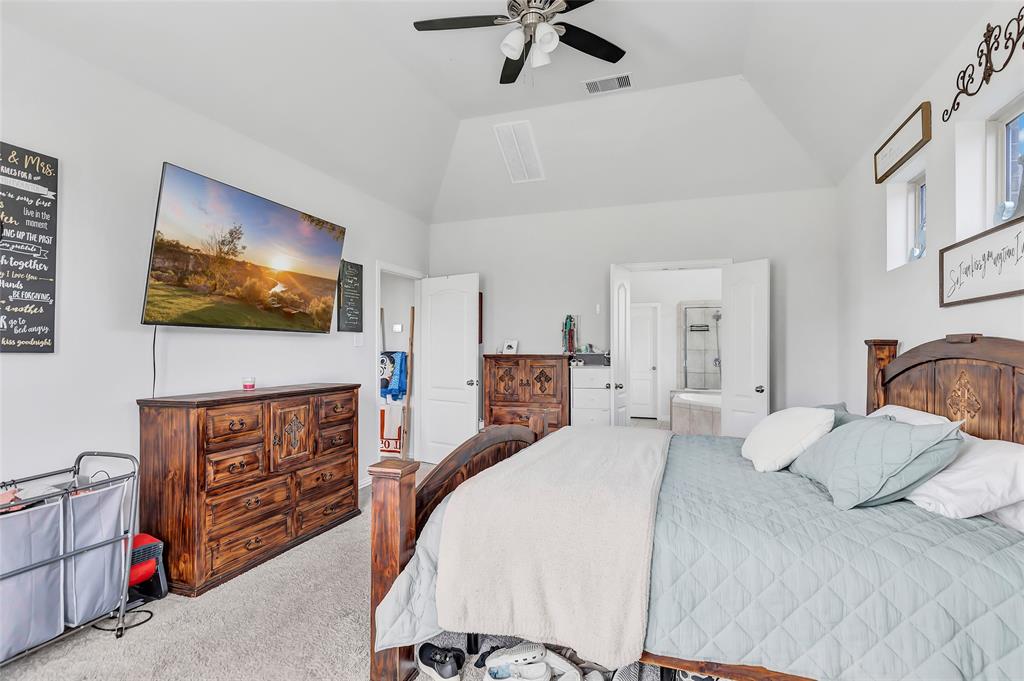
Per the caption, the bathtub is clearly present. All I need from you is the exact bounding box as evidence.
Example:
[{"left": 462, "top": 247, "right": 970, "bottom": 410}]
[{"left": 671, "top": 390, "right": 721, "bottom": 436}]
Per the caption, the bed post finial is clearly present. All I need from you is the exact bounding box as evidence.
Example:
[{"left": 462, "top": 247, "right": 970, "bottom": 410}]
[
  {"left": 368, "top": 458, "right": 420, "bottom": 681},
  {"left": 865, "top": 339, "right": 898, "bottom": 414}
]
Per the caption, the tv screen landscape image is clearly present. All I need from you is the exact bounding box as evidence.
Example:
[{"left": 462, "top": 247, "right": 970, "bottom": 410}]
[{"left": 141, "top": 164, "right": 346, "bottom": 333}]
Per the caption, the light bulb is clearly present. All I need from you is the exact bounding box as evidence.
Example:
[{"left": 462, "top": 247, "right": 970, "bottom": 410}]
[
  {"left": 530, "top": 46, "right": 551, "bottom": 68},
  {"left": 500, "top": 28, "right": 526, "bottom": 60},
  {"left": 534, "top": 21, "right": 559, "bottom": 53}
]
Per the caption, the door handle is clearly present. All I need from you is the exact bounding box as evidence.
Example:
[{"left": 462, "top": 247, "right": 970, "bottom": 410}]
[
  {"left": 651, "top": 366, "right": 657, "bottom": 371},
  {"left": 605, "top": 383, "right": 611, "bottom": 389},
  {"left": 755, "top": 385, "right": 766, "bottom": 393},
  {"left": 466, "top": 379, "right": 478, "bottom": 386},
  {"left": 615, "top": 383, "right": 624, "bottom": 390}
]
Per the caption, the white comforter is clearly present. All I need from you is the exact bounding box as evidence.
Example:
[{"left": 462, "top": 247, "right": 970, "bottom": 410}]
[{"left": 433, "top": 425, "right": 671, "bottom": 668}]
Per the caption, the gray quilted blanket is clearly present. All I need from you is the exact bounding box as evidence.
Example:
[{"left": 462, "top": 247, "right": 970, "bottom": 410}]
[
  {"left": 648, "top": 435, "right": 1024, "bottom": 680},
  {"left": 376, "top": 434, "right": 1024, "bottom": 680}
]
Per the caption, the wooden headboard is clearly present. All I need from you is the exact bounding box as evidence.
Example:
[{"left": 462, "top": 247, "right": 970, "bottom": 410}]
[{"left": 866, "top": 334, "right": 1024, "bottom": 444}]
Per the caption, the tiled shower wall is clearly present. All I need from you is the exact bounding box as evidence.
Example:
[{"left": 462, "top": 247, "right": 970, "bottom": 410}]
[{"left": 678, "top": 304, "right": 722, "bottom": 390}]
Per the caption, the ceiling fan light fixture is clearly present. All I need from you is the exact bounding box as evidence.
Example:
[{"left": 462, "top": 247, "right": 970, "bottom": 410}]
[
  {"left": 500, "top": 27, "right": 526, "bottom": 59},
  {"left": 530, "top": 45, "right": 551, "bottom": 68},
  {"left": 534, "top": 21, "right": 560, "bottom": 53}
]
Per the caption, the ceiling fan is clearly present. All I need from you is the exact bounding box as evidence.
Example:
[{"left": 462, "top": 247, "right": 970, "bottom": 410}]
[{"left": 413, "top": 0, "right": 626, "bottom": 85}]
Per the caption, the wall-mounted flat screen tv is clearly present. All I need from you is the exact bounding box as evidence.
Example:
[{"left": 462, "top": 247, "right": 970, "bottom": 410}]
[{"left": 141, "top": 163, "right": 346, "bottom": 333}]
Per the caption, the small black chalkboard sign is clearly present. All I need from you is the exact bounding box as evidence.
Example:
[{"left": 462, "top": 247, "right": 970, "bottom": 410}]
[
  {"left": 337, "top": 260, "right": 363, "bottom": 332},
  {"left": 1, "top": 142, "right": 59, "bottom": 353}
]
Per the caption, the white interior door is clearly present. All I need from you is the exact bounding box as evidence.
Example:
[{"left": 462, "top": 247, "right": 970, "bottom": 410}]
[
  {"left": 609, "top": 265, "right": 632, "bottom": 425},
  {"left": 629, "top": 303, "right": 659, "bottom": 419},
  {"left": 418, "top": 273, "right": 480, "bottom": 463},
  {"left": 721, "top": 259, "right": 770, "bottom": 437}
]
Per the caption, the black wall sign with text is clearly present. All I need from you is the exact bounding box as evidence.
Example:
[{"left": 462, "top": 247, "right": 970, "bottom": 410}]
[
  {"left": 337, "top": 260, "right": 363, "bottom": 332},
  {"left": 0, "top": 142, "right": 58, "bottom": 353}
]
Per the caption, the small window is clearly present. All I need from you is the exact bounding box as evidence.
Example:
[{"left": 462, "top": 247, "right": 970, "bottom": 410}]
[
  {"left": 996, "top": 106, "right": 1024, "bottom": 222},
  {"left": 1004, "top": 111, "right": 1023, "bottom": 215},
  {"left": 909, "top": 178, "right": 926, "bottom": 261}
]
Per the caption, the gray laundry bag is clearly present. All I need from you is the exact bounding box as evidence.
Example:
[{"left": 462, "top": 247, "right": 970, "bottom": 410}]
[
  {"left": 63, "top": 482, "right": 126, "bottom": 627},
  {"left": 0, "top": 500, "right": 64, "bottom": 662}
]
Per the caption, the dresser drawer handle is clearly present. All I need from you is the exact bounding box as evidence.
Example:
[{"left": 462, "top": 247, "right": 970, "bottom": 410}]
[
  {"left": 227, "top": 461, "right": 247, "bottom": 474},
  {"left": 318, "top": 471, "right": 335, "bottom": 483},
  {"left": 228, "top": 418, "right": 246, "bottom": 432},
  {"left": 332, "top": 403, "right": 345, "bottom": 413},
  {"left": 244, "top": 537, "right": 263, "bottom": 551},
  {"left": 322, "top": 503, "right": 339, "bottom": 516},
  {"left": 272, "top": 434, "right": 281, "bottom": 447},
  {"left": 330, "top": 435, "right": 347, "bottom": 446},
  {"left": 244, "top": 496, "right": 261, "bottom": 509}
]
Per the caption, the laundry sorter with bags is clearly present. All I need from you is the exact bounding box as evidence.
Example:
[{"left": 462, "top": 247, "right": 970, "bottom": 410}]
[{"left": 0, "top": 452, "right": 139, "bottom": 666}]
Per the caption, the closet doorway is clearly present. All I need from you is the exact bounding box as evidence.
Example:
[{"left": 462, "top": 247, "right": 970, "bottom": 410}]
[
  {"left": 375, "top": 261, "right": 425, "bottom": 462},
  {"left": 609, "top": 259, "right": 770, "bottom": 437}
]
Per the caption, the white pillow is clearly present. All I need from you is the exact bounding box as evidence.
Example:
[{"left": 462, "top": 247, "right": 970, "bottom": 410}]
[
  {"left": 869, "top": 404, "right": 951, "bottom": 426},
  {"left": 741, "top": 407, "right": 835, "bottom": 472},
  {"left": 985, "top": 500, "right": 1024, "bottom": 533},
  {"left": 906, "top": 434, "right": 1024, "bottom": 518}
]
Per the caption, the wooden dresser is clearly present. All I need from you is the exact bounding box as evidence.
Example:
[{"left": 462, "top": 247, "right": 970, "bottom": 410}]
[
  {"left": 137, "top": 383, "right": 360, "bottom": 596},
  {"left": 483, "top": 354, "right": 570, "bottom": 431}
]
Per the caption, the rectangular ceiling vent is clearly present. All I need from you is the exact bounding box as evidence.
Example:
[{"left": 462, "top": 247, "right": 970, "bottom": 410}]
[
  {"left": 493, "top": 120, "right": 545, "bottom": 184},
  {"left": 584, "top": 73, "right": 632, "bottom": 95}
]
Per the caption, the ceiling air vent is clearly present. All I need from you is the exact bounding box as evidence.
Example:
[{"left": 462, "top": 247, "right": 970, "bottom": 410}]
[
  {"left": 584, "top": 73, "right": 632, "bottom": 95},
  {"left": 493, "top": 120, "right": 545, "bottom": 184}
]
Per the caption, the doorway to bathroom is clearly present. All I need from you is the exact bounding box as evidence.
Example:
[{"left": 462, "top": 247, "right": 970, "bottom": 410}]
[{"left": 609, "top": 259, "right": 770, "bottom": 437}]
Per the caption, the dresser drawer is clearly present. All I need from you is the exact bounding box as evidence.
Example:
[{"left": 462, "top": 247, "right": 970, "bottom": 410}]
[
  {"left": 572, "top": 407, "right": 610, "bottom": 426},
  {"left": 296, "top": 456, "right": 354, "bottom": 499},
  {"left": 296, "top": 487, "right": 356, "bottom": 535},
  {"left": 319, "top": 391, "right": 356, "bottom": 425},
  {"left": 205, "top": 443, "right": 264, "bottom": 491},
  {"left": 206, "top": 477, "right": 291, "bottom": 535},
  {"left": 572, "top": 388, "right": 609, "bottom": 410},
  {"left": 208, "top": 513, "right": 291, "bottom": 575},
  {"left": 205, "top": 403, "right": 264, "bottom": 451},
  {"left": 318, "top": 421, "right": 355, "bottom": 458},
  {"left": 570, "top": 366, "right": 611, "bottom": 389},
  {"left": 488, "top": 406, "right": 563, "bottom": 430}
]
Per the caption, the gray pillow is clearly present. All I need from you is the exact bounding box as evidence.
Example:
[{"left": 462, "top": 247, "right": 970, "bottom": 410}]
[
  {"left": 817, "top": 402, "right": 864, "bottom": 429},
  {"left": 789, "top": 416, "right": 963, "bottom": 510}
]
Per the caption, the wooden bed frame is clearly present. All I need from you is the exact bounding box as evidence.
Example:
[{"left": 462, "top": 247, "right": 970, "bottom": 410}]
[{"left": 369, "top": 334, "right": 1024, "bottom": 681}]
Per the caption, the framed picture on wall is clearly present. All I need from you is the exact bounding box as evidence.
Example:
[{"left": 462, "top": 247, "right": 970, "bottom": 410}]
[
  {"left": 501, "top": 339, "right": 519, "bottom": 354},
  {"left": 939, "top": 215, "right": 1024, "bottom": 307}
]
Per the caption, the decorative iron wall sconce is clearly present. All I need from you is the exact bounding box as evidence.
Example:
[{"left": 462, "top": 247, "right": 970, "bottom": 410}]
[{"left": 942, "top": 5, "right": 1024, "bottom": 122}]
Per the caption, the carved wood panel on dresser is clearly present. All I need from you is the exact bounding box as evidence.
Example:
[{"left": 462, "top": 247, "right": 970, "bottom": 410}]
[
  {"left": 483, "top": 354, "right": 570, "bottom": 431},
  {"left": 138, "top": 383, "right": 360, "bottom": 596}
]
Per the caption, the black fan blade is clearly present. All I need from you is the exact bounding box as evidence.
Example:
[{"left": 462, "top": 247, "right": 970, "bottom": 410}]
[
  {"left": 500, "top": 40, "right": 532, "bottom": 84},
  {"left": 562, "top": 0, "right": 596, "bottom": 13},
  {"left": 413, "top": 15, "right": 505, "bottom": 31},
  {"left": 557, "top": 22, "right": 625, "bottom": 63}
]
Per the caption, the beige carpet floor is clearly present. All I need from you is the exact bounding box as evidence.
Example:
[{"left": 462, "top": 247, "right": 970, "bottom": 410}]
[{"left": 6, "top": 505, "right": 374, "bottom": 681}]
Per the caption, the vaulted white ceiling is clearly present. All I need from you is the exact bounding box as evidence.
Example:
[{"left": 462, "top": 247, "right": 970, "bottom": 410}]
[{"left": 1, "top": 0, "right": 999, "bottom": 223}]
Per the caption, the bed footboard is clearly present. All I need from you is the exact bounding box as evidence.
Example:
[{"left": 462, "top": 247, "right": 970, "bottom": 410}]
[{"left": 368, "top": 417, "right": 546, "bottom": 681}]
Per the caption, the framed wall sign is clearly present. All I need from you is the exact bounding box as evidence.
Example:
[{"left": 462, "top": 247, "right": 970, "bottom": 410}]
[
  {"left": 939, "top": 214, "right": 1024, "bottom": 307},
  {"left": 874, "top": 102, "right": 932, "bottom": 184},
  {"left": 337, "top": 260, "right": 363, "bottom": 332},
  {"left": 1, "top": 141, "right": 59, "bottom": 353}
]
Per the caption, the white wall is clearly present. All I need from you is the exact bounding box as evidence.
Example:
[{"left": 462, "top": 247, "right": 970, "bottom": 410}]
[
  {"left": 631, "top": 269, "right": 722, "bottom": 420},
  {"left": 379, "top": 272, "right": 415, "bottom": 356},
  {"left": 430, "top": 188, "right": 841, "bottom": 411},
  {"left": 835, "top": 6, "right": 1024, "bottom": 414},
  {"left": 0, "top": 26, "right": 429, "bottom": 485}
]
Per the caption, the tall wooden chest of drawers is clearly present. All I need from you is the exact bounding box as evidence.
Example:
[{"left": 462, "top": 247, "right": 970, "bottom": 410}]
[
  {"left": 483, "top": 354, "right": 570, "bottom": 431},
  {"left": 137, "top": 383, "right": 360, "bottom": 596}
]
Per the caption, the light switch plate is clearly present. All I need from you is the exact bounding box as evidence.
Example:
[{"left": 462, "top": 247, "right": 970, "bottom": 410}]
[
  {"left": 392, "top": 323, "right": 403, "bottom": 333},
  {"left": 352, "top": 333, "right": 364, "bottom": 347}
]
